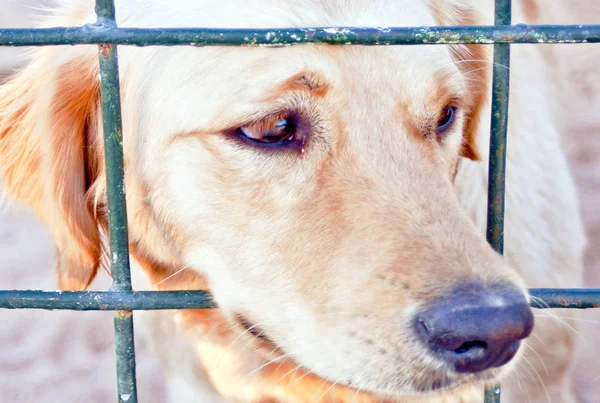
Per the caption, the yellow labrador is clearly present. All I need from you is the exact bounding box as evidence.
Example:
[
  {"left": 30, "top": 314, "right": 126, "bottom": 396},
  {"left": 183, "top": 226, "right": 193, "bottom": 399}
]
[{"left": 0, "top": 0, "right": 585, "bottom": 401}]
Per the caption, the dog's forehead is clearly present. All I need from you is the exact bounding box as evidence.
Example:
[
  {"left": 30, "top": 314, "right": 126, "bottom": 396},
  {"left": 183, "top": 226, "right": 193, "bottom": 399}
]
[
  {"left": 115, "top": 0, "right": 437, "bottom": 29},
  {"left": 115, "top": 0, "right": 462, "bottom": 137},
  {"left": 124, "top": 44, "right": 458, "bottom": 137}
]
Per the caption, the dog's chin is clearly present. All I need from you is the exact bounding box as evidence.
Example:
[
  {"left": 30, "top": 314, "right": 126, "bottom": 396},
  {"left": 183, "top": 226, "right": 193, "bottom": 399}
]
[
  {"left": 231, "top": 313, "right": 515, "bottom": 399},
  {"left": 331, "top": 370, "right": 502, "bottom": 402},
  {"left": 345, "top": 370, "right": 498, "bottom": 399},
  {"left": 406, "top": 371, "right": 498, "bottom": 395}
]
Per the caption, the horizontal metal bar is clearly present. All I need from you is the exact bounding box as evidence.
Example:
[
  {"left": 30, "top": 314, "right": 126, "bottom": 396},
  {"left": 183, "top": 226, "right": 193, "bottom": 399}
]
[
  {"left": 0, "top": 24, "right": 599, "bottom": 47},
  {"left": 529, "top": 288, "right": 600, "bottom": 309},
  {"left": 0, "top": 289, "right": 598, "bottom": 311},
  {"left": 0, "top": 290, "right": 216, "bottom": 310}
]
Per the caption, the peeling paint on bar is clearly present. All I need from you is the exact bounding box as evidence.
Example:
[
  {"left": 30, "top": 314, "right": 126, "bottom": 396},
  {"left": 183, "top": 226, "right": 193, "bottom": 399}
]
[
  {"left": 0, "top": 24, "right": 599, "bottom": 47},
  {"left": 529, "top": 289, "right": 600, "bottom": 309}
]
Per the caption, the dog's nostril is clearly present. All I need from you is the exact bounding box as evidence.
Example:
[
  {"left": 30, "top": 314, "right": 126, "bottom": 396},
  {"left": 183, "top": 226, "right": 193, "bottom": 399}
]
[{"left": 453, "top": 340, "right": 487, "bottom": 355}]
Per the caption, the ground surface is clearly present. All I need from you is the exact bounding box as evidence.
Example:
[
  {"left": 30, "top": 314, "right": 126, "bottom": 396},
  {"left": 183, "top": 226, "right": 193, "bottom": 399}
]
[{"left": 0, "top": 1, "right": 599, "bottom": 402}]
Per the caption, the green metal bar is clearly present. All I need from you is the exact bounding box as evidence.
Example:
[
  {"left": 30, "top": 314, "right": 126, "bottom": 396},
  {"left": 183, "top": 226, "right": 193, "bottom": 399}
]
[
  {"left": 95, "top": 1, "right": 138, "bottom": 402},
  {"left": 484, "top": 0, "right": 511, "bottom": 402},
  {"left": 113, "top": 310, "right": 136, "bottom": 403},
  {"left": 0, "top": 290, "right": 216, "bottom": 310},
  {"left": 486, "top": 1, "right": 512, "bottom": 255},
  {"left": 95, "top": 0, "right": 116, "bottom": 22},
  {"left": 0, "top": 289, "right": 598, "bottom": 311},
  {"left": 484, "top": 385, "right": 501, "bottom": 403},
  {"left": 529, "top": 288, "right": 600, "bottom": 309},
  {"left": 97, "top": 13, "right": 131, "bottom": 292},
  {"left": 0, "top": 24, "right": 599, "bottom": 47}
]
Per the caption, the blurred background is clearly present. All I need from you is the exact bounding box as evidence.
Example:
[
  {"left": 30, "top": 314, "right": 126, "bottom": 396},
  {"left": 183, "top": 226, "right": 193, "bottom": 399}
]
[{"left": 0, "top": 1, "right": 599, "bottom": 402}]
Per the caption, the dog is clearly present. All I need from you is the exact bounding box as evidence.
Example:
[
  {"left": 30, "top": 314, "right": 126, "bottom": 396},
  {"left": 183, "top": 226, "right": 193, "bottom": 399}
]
[{"left": 0, "top": 0, "right": 586, "bottom": 402}]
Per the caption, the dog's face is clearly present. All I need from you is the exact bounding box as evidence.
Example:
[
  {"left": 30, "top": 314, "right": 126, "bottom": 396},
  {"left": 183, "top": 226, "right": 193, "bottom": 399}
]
[{"left": 0, "top": 0, "right": 533, "bottom": 398}]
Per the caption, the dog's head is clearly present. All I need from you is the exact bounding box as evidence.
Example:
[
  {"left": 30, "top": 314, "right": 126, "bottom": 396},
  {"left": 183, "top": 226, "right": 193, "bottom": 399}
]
[{"left": 0, "top": 0, "right": 533, "bottom": 398}]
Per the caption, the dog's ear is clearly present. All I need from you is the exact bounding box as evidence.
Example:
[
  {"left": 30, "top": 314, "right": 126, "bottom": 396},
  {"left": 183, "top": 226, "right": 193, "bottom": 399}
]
[
  {"left": 452, "top": 43, "right": 489, "bottom": 161},
  {"left": 430, "top": 1, "right": 490, "bottom": 161},
  {"left": 0, "top": 47, "right": 104, "bottom": 290}
]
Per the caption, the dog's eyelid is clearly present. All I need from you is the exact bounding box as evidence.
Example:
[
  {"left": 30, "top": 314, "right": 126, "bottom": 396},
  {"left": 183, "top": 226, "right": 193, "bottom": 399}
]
[
  {"left": 228, "top": 108, "right": 296, "bottom": 132},
  {"left": 436, "top": 105, "right": 457, "bottom": 133},
  {"left": 232, "top": 112, "right": 308, "bottom": 149},
  {"left": 432, "top": 95, "right": 464, "bottom": 136}
]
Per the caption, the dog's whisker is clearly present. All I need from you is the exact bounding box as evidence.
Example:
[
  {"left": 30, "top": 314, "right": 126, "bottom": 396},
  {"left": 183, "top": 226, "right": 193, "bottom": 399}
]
[
  {"left": 274, "top": 363, "right": 304, "bottom": 385},
  {"left": 238, "top": 326, "right": 270, "bottom": 355},
  {"left": 265, "top": 345, "right": 281, "bottom": 358},
  {"left": 523, "top": 343, "right": 549, "bottom": 377},
  {"left": 308, "top": 378, "right": 330, "bottom": 402},
  {"left": 527, "top": 330, "right": 544, "bottom": 345},
  {"left": 518, "top": 361, "right": 538, "bottom": 400},
  {"left": 511, "top": 363, "right": 532, "bottom": 402},
  {"left": 447, "top": 57, "right": 552, "bottom": 107},
  {"left": 534, "top": 312, "right": 600, "bottom": 325},
  {"left": 216, "top": 320, "right": 270, "bottom": 369},
  {"left": 513, "top": 367, "right": 524, "bottom": 392},
  {"left": 153, "top": 266, "right": 189, "bottom": 286},
  {"left": 434, "top": 57, "right": 509, "bottom": 76},
  {"left": 533, "top": 310, "right": 586, "bottom": 344},
  {"left": 247, "top": 352, "right": 293, "bottom": 377},
  {"left": 314, "top": 376, "right": 343, "bottom": 403},
  {"left": 289, "top": 368, "right": 315, "bottom": 387},
  {"left": 505, "top": 368, "right": 520, "bottom": 391},
  {"left": 522, "top": 355, "right": 552, "bottom": 403},
  {"left": 275, "top": 356, "right": 289, "bottom": 372},
  {"left": 530, "top": 295, "right": 550, "bottom": 309},
  {"left": 349, "top": 385, "right": 363, "bottom": 403}
]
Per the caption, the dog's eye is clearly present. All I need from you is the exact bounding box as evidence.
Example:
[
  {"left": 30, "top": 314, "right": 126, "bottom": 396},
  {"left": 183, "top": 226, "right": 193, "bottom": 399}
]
[
  {"left": 237, "top": 116, "right": 296, "bottom": 145},
  {"left": 436, "top": 106, "right": 456, "bottom": 133}
]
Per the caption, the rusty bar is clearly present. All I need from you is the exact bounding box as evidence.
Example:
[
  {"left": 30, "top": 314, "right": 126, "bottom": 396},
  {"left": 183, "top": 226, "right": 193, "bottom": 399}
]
[{"left": 529, "top": 288, "right": 600, "bottom": 309}]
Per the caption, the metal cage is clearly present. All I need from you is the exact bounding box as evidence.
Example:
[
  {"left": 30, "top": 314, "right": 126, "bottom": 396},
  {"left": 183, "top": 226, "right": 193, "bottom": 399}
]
[{"left": 1, "top": 0, "right": 599, "bottom": 402}]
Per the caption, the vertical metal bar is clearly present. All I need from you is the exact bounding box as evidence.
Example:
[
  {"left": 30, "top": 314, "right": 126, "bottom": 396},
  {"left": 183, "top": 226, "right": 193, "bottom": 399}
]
[
  {"left": 486, "top": 0, "right": 511, "bottom": 254},
  {"left": 485, "top": 0, "right": 511, "bottom": 402},
  {"left": 96, "top": 0, "right": 132, "bottom": 289},
  {"left": 95, "top": 1, "right": 138, "bottom": 402},
  {"left": 484, "top": 385, "right": 502, "bottom": 403}
]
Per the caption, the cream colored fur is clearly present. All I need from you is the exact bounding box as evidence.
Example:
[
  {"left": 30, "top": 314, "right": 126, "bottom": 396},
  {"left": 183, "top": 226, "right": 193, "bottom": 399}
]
[{"left": 0, "top": 0, "right": 586, "bottom": 402}]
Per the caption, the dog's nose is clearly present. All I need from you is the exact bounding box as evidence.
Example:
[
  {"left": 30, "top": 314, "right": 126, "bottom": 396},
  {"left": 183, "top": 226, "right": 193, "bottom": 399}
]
[{"left": 414, "top": 283, "right": 534, "bottom": 373}]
